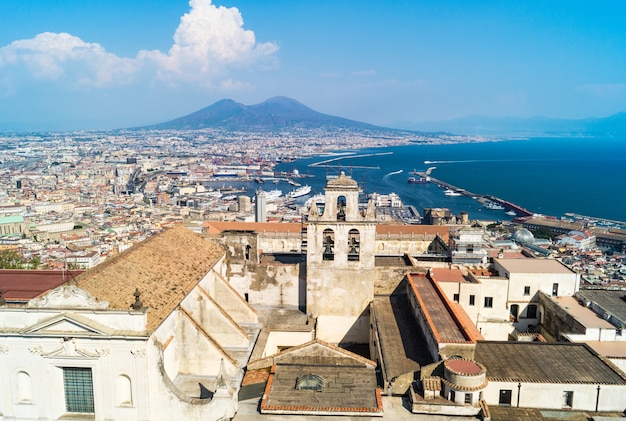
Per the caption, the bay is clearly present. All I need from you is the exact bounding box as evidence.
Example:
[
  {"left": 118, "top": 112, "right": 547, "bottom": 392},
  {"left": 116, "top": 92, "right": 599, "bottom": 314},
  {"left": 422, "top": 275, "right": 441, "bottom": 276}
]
[{"left": 275, "top": 137, "right": 626, "bottom": 223}]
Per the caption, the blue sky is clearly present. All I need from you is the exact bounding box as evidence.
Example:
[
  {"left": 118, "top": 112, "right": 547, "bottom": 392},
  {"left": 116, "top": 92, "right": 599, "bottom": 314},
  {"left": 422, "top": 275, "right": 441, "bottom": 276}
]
[{"left": 0, "top": 0, "right": 625, "bottom": 130}]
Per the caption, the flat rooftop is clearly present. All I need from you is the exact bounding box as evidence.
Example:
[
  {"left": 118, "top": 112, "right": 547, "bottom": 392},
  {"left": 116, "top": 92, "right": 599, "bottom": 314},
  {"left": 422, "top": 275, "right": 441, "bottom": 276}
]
[
  {"left": 494, "top": 257, "right": 575, "bottom": 274},
  {"left": 547, "top": 295, "right": 615, "bottom": 329},
  {"left": 430, "top": 268, "right": 468, "bottom": 283}
]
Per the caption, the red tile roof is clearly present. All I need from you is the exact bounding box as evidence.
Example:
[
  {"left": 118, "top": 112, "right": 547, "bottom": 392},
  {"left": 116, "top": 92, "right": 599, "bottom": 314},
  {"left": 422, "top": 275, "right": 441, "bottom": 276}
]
[{"left": 0, "top": 269, "right": 83, "bottom": 301}]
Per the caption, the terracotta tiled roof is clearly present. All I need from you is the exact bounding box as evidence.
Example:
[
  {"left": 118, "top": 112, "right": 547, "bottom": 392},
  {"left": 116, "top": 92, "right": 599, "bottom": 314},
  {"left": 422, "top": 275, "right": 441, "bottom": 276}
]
[
  {"left": 74, "top": 225, "right": 224, "bottom": 331},
  {"left": 375, "top": 224, "right": 449, "bottom": 240},
  {"left": 203, "top": 221, "right": 302, "bottom": 235},
  {"left": 0, "top": 269, "right": 83, "bottom": 301},
  {"left": 430, "top": 268, "right": 467, "bottom": 283},
  {"left": 203, "top": 221, "right": 448, "bottom": 241}
]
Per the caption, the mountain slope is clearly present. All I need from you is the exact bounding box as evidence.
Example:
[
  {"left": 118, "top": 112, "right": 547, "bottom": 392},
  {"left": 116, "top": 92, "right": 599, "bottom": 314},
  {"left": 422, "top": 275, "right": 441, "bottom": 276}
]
[{"left": 141, "top": 96, "right": 385, "bottom": 131}]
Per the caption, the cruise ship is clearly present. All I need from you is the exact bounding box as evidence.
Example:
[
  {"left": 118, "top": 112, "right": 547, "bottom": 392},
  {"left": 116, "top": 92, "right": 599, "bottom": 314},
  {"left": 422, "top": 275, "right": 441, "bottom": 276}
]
[
  {"left": 264, "top": 189, "right": 283, "bottom": 202},
  {"left": 287, "top": 185, "right": 311, "bottom": 198}
]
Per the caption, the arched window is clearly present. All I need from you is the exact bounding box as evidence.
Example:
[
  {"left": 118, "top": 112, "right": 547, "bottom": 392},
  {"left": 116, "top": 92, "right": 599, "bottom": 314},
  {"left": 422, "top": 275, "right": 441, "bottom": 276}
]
[
  {"left": 510, "top": 304, "right": 519, "bottom": 322},
  {"left": 116, "top": 375, "right": 133, "bottom": 406},
  {"left": 336, "top": 196, "right": 346, "bottom": 221},
  {"left": 348, "top": 229, "right": 360, "bottom": 261},
  {"left": 295, "top": 374, "right": 324, "bottom": 391},
  {"left": 322, "top": 229, "right": 335, "bottom": 261},
  {"left": 16, "top": 371, "right": 32, "bottom": 402}
]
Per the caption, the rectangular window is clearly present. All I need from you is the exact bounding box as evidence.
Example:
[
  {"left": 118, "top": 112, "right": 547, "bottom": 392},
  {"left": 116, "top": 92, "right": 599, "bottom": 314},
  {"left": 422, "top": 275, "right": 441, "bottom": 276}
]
[
  {"left": 464, "top": 393, "right": 472, "bottom": 404},
  {"left": 524, "top": 286, "right": 530, "bottom": 296},
  {"left": 484, "top": 297, "right": 493, "bottom": 308},
  {"left": 469, "top": 295, "right": 475, "bottom": 306},
  {"left": 563, "top": 391, "right": 573, "bottom": 408},
  {"left": 453, "top": 293, "right": 459, "bottom": 302},
  {"left": 499, "top": 389, "right": 512, "bottom": 406},
  {"left": 63, "top": 367, "right": 94, "bottom": 413},
  {"left": 552, "top": 283, "right": 559, "bottom": 296}
]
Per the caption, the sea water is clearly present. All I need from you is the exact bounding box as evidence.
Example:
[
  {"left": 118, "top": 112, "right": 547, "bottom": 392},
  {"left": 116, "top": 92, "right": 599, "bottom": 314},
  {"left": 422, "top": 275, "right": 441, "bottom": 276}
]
[{"left": 275, "top": 136, "right": 626, "bottom": 223}]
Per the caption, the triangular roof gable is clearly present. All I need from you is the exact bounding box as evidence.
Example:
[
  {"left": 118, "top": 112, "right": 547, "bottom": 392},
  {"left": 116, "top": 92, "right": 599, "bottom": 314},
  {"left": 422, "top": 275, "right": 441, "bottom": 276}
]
[
  {"left": 250, "top": 339, "right": 376, "bottom": 369},
  {"left": 21, "top": 313, "right": 112, "bottom": 336}
]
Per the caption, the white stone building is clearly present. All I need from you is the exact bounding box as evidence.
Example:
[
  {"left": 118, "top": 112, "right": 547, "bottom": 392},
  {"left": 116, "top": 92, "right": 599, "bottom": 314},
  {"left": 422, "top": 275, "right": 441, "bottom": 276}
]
[{"left": 0, "top": 226, "right": 259, "bottom": 421}]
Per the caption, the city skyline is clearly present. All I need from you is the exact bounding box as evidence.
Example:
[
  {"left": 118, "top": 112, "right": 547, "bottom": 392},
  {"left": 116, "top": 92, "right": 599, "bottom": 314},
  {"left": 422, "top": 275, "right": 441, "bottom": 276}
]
[{"left": 1, "top": 0, "right": 625, "bottom": 130}]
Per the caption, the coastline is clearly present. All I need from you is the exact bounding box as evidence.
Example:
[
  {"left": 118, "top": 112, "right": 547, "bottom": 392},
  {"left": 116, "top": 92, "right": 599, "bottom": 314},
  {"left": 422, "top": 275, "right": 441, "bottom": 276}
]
[{"left": 276, "top": 136, "right": 626, "bottom": 223}]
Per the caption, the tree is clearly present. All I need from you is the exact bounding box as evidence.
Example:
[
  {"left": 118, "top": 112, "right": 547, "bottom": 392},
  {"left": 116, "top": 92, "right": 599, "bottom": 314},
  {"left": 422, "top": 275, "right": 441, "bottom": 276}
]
[
  {"left": 28, "top": 255, "right": 41, "bottom": 270},
  {"left": 0, "top": 249, "right": 25, "bottom": 269}
]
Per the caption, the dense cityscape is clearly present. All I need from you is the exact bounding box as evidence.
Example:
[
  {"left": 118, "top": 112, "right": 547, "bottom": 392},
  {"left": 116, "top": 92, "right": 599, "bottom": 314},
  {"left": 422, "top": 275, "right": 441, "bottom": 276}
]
[
  {"left": 1, "top": 1, "right": 625, "bottom": 420},
  {"left": 0, "top": 126, "right": 625, "bottom": 420}
]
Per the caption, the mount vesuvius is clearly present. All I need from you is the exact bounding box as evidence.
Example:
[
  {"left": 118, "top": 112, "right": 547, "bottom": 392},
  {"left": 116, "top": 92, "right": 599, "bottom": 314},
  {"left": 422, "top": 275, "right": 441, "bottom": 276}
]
[{"left": 138, "top": 96, "right": 404, "bottom": 133}]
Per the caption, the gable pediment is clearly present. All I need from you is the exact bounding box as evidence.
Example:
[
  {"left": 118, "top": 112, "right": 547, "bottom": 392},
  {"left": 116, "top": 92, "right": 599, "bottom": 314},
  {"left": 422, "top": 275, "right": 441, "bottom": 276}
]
[
  {"left": 250, "top": 339, "right": 376, "bottom": 370},
  {"left": 21, "top": 313, "right": 112, "bottom": 337}
]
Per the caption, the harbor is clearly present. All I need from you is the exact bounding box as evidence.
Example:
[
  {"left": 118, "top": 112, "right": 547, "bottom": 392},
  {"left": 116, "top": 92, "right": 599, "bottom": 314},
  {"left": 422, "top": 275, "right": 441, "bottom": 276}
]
[{"left": 414, "top": 172, "right": 534, "bottom": 218}]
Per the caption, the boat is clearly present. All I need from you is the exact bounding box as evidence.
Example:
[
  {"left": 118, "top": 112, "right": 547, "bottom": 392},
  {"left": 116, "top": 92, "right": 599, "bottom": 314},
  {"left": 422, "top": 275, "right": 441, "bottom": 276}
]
[
  {"left": 444, "top": 189, "right": 462, "bottom": 196},
  {"left": 484, "top": 201, "right": 505, "bottom": 210},
  {"left": 506, "top": 210, "right": 517, "bottom": 216},
  {"left": 287, "top": 185, "right": 311, "bottom": 198},
  {"left": 264, "top": 189, "right": 283, "bottom": 202},
  {"left": 407, "top": 177, "right": 428, "bottom": 184}
]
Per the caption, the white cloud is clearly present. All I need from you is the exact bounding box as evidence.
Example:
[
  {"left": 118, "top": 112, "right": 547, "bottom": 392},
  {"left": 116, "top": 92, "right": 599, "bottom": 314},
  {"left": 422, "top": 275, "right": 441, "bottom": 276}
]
[
  {"left": 139, "top": 0, "right": 278, "bottom": 84},
  {"left": 0, "top": 0, "right": 278, "bottom": 91},
  {"left": 0, "top": 32, "right": 138, "bottom": 87}
]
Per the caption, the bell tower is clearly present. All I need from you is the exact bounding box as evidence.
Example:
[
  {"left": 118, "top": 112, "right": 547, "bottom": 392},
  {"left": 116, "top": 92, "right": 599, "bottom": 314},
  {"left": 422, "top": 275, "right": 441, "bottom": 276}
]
[{"left": 306, "top": 172, "right": 376, "bottom": 344}]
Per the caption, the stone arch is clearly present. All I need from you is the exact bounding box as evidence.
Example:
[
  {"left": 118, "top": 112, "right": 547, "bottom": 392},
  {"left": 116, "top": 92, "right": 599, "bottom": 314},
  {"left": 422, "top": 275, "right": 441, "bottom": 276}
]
[
  {"left": 336, "top": 195, "right": 347, "bottom": 221},
  {"left": 348, "top": 228, "right": 360, "bottom": 261},
  {"left": 322, "top": 228, "right": 335, "bottom": 261},
  {"left": 116, "top": 374, "right": 133, "bottom": 406}
]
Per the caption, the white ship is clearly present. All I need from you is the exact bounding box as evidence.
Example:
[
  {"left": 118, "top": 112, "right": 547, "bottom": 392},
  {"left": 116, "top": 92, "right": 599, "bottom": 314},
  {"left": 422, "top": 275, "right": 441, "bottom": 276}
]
[
  {"left": 287, "top": 185, "right": 311, "bottom": 198},
  {"left": 484, "top": 201, "right": 505, "bottom": 210},
  {"left": 444, "top": 189, "right": 462, "bottom": 196},
  {"left": 264, "top": 189, "right": 283, "bottom": 202}
]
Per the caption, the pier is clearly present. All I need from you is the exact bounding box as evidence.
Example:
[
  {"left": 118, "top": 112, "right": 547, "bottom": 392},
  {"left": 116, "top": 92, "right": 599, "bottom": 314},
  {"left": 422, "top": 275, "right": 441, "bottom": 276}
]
[
  {"left": 308, "top": 151, "right": 392, "bottom": 168},
  {"left": 415, "top": 172, "right": 534, "bottom": 218}
]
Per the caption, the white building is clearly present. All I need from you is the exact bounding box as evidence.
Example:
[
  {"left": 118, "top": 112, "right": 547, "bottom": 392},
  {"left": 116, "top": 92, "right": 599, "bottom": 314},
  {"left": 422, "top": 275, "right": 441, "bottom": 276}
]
[{"left": 0, "top": 225, "right": 260, "bottom": 421}]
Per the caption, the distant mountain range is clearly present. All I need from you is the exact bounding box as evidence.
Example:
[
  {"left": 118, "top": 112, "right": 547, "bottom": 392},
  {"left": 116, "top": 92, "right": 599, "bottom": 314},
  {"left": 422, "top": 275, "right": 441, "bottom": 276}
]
[
  {"left": 140, "top": 96, "right": 393, "bottom": 132},
  {"left": 395, "top": 112, "right": 626, "bottom": 137}
]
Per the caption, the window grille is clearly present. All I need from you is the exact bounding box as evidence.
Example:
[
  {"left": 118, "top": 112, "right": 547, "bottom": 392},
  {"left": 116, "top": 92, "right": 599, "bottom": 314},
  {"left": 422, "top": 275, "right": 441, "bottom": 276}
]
[{"left": 63, "top": 367, "right": 94, "bottom": 413}]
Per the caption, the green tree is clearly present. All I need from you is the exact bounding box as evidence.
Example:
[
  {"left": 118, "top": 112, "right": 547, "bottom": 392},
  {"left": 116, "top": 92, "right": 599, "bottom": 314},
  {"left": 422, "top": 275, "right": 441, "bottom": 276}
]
[
  {"left": 0, "top": 249, "right": 25, "bottom": 269},
  {"left": 28, "top": 255, "right": 41, "bottom": 270}
]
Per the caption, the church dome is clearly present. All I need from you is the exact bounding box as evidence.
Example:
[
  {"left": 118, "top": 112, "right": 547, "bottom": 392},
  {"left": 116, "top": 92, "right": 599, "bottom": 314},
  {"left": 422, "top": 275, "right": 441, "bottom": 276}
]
[{"left": 512, "top": 228, "right": 535, "bottom": 244}]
